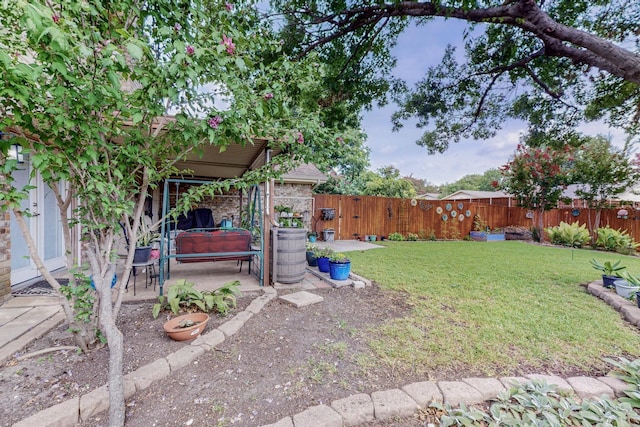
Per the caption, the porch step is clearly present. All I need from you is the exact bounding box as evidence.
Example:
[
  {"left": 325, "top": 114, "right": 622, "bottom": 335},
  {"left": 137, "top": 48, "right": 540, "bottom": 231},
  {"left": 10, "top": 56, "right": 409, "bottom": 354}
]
[{"left": 0, "top": 299, "right": 64, "bottom": 365}]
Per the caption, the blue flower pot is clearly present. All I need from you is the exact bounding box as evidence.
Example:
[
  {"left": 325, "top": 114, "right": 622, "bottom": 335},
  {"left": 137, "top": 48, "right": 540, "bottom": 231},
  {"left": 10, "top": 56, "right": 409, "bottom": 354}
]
[
  {"left": 90, "top": 273, "right": 117, "bottom": 289},
  {"left": 329, "top": 261, "right": 351, "bottom": 280},
  {"left": 306, "top": 251, "right": 318, "bottom": 267},
  {"left": 317, "top": 257, "right": 330, "bottom": 273}
]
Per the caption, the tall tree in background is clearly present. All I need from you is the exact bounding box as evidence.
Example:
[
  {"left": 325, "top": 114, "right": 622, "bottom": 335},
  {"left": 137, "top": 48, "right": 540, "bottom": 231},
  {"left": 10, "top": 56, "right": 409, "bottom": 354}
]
[
  {"left": 572, "top": 135, "right": 640, "bottom": 238},
  {"left": 271, "top": 1, "right": 640, "bottom": 153},
  {"left": 403, "top": 174, "right": 438, "bottom": 195},
  {"left": 362, "top": 165, "right": 417, "bottom": 198},
  {"left": 0, "top": 0, "right": 355, "bottom": 424},
  {"left": 438, "top": 169, "right": 502, "bottom": 196},
  {"left": 499, "top": 143, "right": 572, "bottom": 241},
  {"left": 315, "top": 165, "right": 417, "bottom": 197}
]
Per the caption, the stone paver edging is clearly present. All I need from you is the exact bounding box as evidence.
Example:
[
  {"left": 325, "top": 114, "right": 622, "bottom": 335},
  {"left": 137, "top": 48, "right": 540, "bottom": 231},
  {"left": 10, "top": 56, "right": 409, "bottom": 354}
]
[
  {"left": 259, "top": 375, "right": 628, "bottom": 427},
  {"left": 587, "top": 281, "right": 640, "bottom": 327},
  {"left": 12, "top": 283, "right": 634, "bottom": 427}
]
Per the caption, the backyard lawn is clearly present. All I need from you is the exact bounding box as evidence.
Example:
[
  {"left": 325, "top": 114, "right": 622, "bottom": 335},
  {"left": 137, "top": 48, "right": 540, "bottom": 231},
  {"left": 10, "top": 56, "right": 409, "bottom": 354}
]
[{"left": 346, "top": 240, "right": 640, "bottom": 377}]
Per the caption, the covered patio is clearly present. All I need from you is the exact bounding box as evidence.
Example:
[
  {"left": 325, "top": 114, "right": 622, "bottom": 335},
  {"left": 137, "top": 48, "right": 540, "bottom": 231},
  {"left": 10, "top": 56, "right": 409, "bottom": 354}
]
[{"left": 136, "top": 139, "right": 277, "bottom": 298}]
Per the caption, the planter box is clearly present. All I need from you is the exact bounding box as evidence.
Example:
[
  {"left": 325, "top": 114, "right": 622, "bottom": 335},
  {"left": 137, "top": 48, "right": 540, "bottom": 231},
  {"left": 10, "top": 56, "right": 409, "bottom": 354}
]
[
  {"left": 469, "top": 232, "right": 505, "bottom": 242},
  {"left": 469, "top": 231, "right": 487, "bottom": 241}
]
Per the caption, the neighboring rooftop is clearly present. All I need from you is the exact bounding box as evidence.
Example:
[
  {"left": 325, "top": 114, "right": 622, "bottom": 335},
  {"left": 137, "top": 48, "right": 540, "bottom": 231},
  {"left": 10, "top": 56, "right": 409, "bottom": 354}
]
[
  {"left": 417, "top": 193, "right": 440, "bottom": 200},
  {"left": 441, "top": 190, "right": 511, "bottom": 200},
  {"left": 280, "top": 163, "right": 328, "bottom": 185}
]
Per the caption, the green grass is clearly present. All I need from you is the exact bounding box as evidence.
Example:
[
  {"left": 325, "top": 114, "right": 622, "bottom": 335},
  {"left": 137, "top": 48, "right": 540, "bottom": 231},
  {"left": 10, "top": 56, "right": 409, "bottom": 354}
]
[{"left": 346, "top": 241, "right": 640, "bottom": 377}]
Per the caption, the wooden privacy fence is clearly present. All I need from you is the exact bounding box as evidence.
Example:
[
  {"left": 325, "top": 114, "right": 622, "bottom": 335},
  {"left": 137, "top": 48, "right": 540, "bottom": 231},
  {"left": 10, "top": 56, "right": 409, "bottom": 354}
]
[{"left": 312, "top": 194, "right": 640, "bottom": 242}]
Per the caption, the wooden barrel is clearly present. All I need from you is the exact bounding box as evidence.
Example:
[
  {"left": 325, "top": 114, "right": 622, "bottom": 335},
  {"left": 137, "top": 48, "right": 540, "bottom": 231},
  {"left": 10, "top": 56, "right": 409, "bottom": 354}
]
[{"left": 274, "top": 228, "right": 307, "bottom": 284}]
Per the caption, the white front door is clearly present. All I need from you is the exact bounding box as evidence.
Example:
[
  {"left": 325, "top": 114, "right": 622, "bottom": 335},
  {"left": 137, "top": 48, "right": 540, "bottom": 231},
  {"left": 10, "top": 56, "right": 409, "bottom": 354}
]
[{"left": 10, "top": 164, "right": 66, "bottom": 286}]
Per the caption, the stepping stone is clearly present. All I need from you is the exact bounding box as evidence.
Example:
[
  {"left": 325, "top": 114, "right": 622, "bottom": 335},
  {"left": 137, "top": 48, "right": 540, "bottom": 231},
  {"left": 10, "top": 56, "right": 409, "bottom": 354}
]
[
  {"left": 352, "top": 281, "right": 366, "bottom": 289},
  {"left": 279, "top": 291, "right": 324, "bottom": 308}
]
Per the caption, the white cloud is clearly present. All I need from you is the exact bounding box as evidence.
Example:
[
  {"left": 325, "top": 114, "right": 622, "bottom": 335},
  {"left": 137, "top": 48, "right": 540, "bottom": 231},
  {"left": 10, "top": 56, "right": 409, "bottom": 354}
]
[{"left": 165, "top": 82, "right": 232, "bottom": 118}]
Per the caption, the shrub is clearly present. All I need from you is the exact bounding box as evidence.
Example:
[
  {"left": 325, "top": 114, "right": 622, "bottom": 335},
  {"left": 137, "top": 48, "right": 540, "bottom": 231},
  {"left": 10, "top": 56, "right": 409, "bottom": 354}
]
[
  {"left": 596, "top": 226, "right": 639, "bottom": 254},
  {"left": 312, "top": 246, "right": 334, "bottom": 259},
  {"left": 544, "top": 221, "right": 590, "bottom": 247},
  {"left": 606, "top": 357, "right": 640, "bottom": 409},
  {"left": 329, "top": 252, "right": 349, "bottom": 263},
  {"left": 434, "top": 378, "right": 640, "bottom": 426},
  {"left": 406, "top": 232, "right": 419, "bottom": 241},
  {"left": 388, "top": 232, "right": 404, "bottom": 241},
  {"left": 418, "top": 229, "right": 436, "bottom": 241}
]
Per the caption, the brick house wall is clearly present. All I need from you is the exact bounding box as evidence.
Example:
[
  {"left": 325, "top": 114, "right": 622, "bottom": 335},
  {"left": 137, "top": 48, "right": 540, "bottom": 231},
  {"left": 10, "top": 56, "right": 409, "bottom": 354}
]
[
  {"left": 0, "top": 208, "right": 11, "bottom": 302},
  {"left": 273, "top": 183, "right": 314, "bottom": 230},
  {"left": 159, "top": 181, "right": 315, "bottom": 231}
]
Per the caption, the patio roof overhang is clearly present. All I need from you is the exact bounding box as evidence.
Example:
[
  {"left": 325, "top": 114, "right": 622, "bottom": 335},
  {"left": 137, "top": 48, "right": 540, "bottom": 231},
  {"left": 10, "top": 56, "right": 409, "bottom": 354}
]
[{"left": 174, "top": 139, "right": 280, "bottom": 179}]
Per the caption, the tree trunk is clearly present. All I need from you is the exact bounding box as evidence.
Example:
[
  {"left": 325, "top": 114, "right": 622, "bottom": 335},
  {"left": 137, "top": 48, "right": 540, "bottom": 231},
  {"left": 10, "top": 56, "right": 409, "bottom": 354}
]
[
  {"left": 593, "top": 208, "right": 602, "bottom": 245},
  {"left": 536, "top": 206, "right": 545, "bottom": 242},
  {"left": 87, "top": 250, "right": 125, "bottom": 426}
]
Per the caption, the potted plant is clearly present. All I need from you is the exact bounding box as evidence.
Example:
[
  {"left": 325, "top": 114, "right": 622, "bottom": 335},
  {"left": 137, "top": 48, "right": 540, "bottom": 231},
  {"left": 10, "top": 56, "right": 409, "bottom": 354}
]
[
  {"left": 274, "top": 205, "right": 292, "bottom": 218},
  {"left": 313, "top": 246, "right": 334, "bottom": 273},
  {"left": 328, "top": 252, "right": 351, "bottom": 280},
  {"left": 306, "top": 243, "right": 318, "bottom": 266},
  {"left": 614, "top": 272, "right": 640, "bottom": 299},
  {"left": 153, "top": 280, "right": 240, "bottom": 340},
  {"left": 134, "top": 220, "right": 159, "bottom": 263},
  {"left": 163, "top": 312, "right": 210, "bottom": 341},
  {"left": 590, "top": 259, "right": 626, "bottom": 288}
]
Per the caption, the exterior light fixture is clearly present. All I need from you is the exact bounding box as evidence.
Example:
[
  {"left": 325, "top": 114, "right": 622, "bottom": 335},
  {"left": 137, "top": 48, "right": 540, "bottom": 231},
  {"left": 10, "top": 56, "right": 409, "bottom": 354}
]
[
  {"left": 1, "top": 131, "right": 24, "bottom": 163},
  {"left": 9, "top": 143, "right": 24, "bottom": 163}
]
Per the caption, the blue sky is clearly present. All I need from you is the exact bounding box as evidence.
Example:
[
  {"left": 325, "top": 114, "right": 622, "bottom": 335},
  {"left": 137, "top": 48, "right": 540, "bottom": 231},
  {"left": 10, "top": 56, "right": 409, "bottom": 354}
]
[{"left": 360, "top": 20, "right": 626, "bottom": 186}]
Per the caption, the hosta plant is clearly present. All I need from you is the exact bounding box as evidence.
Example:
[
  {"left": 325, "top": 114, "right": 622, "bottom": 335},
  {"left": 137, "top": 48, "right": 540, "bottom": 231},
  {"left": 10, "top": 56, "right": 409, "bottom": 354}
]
[
  {"left": 544, "top": 221, "right": 590, "bottom": 247},
  {"left": 595, "top": 226, "right": 639, "bottom": 254}
]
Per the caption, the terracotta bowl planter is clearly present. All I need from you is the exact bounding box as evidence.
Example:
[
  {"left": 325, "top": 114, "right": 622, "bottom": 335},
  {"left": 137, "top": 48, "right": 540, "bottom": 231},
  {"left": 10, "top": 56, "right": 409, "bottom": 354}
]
[{"left": 163, "top": 313, "right": 210, "bottom": 341}]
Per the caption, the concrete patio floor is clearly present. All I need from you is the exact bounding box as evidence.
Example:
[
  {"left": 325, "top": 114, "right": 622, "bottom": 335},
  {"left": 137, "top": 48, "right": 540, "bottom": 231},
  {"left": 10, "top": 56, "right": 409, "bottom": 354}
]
[{"left": 119, "top": 258, "right": 263, "bottom": 302}]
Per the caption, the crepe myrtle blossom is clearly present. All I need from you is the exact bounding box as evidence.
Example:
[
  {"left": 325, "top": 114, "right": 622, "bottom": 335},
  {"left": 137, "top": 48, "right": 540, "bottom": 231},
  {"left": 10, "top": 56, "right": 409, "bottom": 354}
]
[
  {"left": 186, "top": 45, "right": 195, "bottom": 55},
  {"left": 297, "top": 132, "right": 304, "bottom": 144},
  {"left": 225, "top": 3, "right": 233, "bottom": 11},
  {"left": 52, "top": 15, "right": 60, "bottom": 23},
  {"left": 263, "top": 92, "right": 274, "bottom": 100},
  {"left": 174, "top": 23, "right": 182, "bottom": 32},
  {"left": 222, "top": 35, "right": 235, "bottom": 55},
  {"left": 208, "top": 116, "right": 223, "bottom": 129}
]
